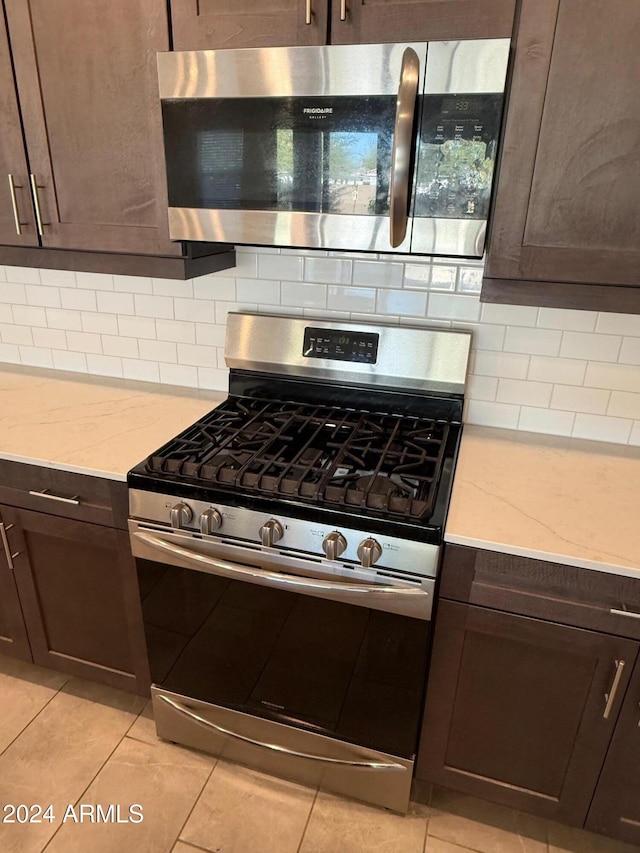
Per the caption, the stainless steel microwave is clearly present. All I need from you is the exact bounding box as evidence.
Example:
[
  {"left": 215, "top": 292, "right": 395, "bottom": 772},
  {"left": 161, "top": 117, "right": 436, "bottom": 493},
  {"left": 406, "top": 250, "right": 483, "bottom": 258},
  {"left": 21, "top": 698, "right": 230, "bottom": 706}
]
[{"left": 157, "top": 39, "right": 510, "bottom": 257}]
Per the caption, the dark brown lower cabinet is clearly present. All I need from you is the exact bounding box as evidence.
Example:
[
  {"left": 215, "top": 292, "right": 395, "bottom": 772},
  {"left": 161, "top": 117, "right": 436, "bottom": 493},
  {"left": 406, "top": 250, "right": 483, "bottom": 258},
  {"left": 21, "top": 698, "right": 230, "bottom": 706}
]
[
  {"left": 0, "top": 504, "right": 149, "bottom": 695},
  {"left": 586, "top": 657, "right": 640, "bottom": 845},
  {"left": 417, "top": 599, "right": 637, "bottom": 825}
]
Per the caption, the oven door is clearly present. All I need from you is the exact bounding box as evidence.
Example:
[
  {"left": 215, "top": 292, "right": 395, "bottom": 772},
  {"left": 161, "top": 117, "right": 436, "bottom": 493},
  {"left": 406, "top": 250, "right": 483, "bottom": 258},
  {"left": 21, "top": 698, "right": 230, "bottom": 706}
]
[{"left": 130, "top": 520, "right": 434, "bottom": 812}]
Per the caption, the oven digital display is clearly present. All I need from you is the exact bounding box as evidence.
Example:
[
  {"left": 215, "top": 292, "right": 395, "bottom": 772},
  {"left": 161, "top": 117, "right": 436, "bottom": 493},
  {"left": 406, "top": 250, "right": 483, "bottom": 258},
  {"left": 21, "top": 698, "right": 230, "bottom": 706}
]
[{"left": 303, "top": 327, "right": 379, "bottom": 363}]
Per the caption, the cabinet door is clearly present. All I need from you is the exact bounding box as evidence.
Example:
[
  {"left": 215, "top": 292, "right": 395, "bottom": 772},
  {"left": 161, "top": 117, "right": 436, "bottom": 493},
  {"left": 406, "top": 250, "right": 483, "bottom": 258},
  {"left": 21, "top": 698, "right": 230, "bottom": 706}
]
[
  {"left": 330, "top": 0, "right": 515, "bottom": 44},
  {"left": 416, "top": 600, "right": 638, "bottom": 826},
  {"left": 0, "top": 10, "right": 37, "bottom": 246},
  {"left": 0, "top": 515, "right": 32, "bottom": 661},
  {"left": 3, "top": 0, "right": 181, "bottom": 256},
  {"left": 484, "top": 0, "right": 640, "bottom": 311},
  {"left": 171, "top": 0, "right": 329, "bottom": 49},
  {"left": 1, "top": 506, "right": 150, "bottom": 695},
  {"left": 586, "top": 657, "right": 640, "bottom": 845}
]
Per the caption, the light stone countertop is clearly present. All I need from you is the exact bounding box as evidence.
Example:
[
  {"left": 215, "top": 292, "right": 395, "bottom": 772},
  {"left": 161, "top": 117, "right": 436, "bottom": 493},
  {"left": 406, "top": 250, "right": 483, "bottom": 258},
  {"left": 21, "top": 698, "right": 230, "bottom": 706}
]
[
  {"left": 445, "top": 425, "right": 640, "bottom": 577},
  {"left": 0, "top": 365, "right": 225, "bottom": 481}
]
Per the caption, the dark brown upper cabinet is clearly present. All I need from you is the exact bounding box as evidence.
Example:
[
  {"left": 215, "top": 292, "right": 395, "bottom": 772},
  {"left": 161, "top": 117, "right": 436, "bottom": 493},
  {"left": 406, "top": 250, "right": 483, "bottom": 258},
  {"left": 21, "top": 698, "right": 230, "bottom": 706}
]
[
  {"left": 1, "top": 0, "right": 180, "bottom": 256},
  {"left": 171, "top": 0, "right": 516, "bottom": 49},
  {"left": 483, "top": 0, "right": 640, "bottom": 314}
]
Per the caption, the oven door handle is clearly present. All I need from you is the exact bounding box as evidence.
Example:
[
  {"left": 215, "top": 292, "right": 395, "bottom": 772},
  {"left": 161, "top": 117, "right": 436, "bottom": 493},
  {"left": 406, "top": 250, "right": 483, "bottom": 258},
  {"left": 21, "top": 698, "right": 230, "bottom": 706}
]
[
  {"left": 133, "top": 529, "right": 428, "bottom": 602},
  {"left": 389, "top": 46, "right": 420, "bottom": 248},
  {"left": 157, "top": 693, "right": 403, "bottom": 770}
]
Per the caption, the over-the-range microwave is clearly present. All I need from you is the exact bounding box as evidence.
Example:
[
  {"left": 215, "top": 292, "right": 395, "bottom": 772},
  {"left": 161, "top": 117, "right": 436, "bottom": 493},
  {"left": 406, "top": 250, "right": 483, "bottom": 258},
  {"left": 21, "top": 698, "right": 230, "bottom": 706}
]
[{"left": 157, "top": 39, "right": 510, "bottom": 257}]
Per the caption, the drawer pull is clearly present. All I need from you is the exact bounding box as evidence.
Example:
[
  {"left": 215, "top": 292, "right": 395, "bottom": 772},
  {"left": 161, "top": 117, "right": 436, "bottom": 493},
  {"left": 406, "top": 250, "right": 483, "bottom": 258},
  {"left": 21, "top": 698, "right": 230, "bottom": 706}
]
[
  {"left": 603, "top": 659, "right": 625, "bottom": 720},
  {"left": 0, "top": 523, "right": 14, "bottom": 570},
  {"left": 305, "top": 0, "right": 312, "bottom": 24},
  {"left": 610, "top": 607, "right": 640, "bottom": 621},
  {"left": 28, "top": 488, "right": 80, "bottom": 506}
]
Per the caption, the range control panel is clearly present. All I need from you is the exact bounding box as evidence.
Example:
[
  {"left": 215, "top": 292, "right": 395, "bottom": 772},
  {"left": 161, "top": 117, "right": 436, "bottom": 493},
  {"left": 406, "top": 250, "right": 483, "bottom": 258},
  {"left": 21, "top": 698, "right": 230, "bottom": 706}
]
[{"left": 303, "top": 327, "right": 379, "bottom": 363}]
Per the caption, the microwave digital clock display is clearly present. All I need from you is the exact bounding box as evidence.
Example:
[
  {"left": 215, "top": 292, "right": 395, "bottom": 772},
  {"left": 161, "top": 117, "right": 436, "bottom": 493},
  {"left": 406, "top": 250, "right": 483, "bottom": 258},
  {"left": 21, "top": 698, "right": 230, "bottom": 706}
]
[{"left": 303, "top": 328, "right": 379, "bottom": 363}]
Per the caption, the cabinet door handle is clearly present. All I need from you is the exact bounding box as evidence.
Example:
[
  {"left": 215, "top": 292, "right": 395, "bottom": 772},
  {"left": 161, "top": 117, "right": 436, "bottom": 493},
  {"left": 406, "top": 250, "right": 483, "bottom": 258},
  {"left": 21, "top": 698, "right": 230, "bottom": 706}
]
[
  {"left": 340, "top": 0, "right": 347, "bottom": 20},
  {"left": 603, "top": 659, "right": 625, "bottom": 720},
  {"left": 610, "top": 607, "right": 640, "bottom": 621},
  {"left": 29, "top": 174, "right": 45, "bottom": 236},
  {"left": 0, "top": 522, "right": 15, "bottom": 570},
  {"left": 7, "top": 174, "right": 22, "bottom": 235},
  {"left": 28, "top": 488, "right": 81, "bottom": 506},
  {"left": 305, "top": 0, "right": 312, "bottom": 24}
]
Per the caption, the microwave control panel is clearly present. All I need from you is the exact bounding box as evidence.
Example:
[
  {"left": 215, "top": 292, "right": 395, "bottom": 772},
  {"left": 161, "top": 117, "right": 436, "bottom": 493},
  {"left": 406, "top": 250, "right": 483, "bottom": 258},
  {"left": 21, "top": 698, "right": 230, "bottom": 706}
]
[{"left": 303, "top": 328, "right": 379, "bottom": 363}]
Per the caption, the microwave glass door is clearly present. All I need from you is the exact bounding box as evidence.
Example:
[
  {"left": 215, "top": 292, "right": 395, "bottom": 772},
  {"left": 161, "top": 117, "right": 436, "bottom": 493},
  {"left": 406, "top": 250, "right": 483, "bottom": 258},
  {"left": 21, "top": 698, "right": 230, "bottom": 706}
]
[{"left": 161, "top": 96, "right": 396, "bottom": 217}]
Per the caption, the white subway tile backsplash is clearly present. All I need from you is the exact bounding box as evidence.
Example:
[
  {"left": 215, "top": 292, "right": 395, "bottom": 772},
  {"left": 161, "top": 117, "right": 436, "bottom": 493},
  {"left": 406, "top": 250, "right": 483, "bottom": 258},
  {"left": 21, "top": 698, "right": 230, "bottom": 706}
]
[
  {"left": 427, "top": 293, "right": 480, "bottom": 321},
  {"left": 473, "top": 351, "right": 529, "bottom": 379},
  {"left": 466, "top": 400, "right": 520, "bottom": 429},
  {"left": 5, "top": 266, "right": 40, "bottom": 284},
  {"left": 18, "top": 346, "right": 53, "bottom": 368},
  {"left": 596, "top": 312, "right": 640, "bottom": 336},
  {"left": 258, "top": 254, "right": 304, "bottom": 281},
  {"left": 328, "top": 286, "right": 376, "bottom": 313},
  {"left": 0, "top": 283, "right": 26, "bottom": 304},
  {"left": 550, "top": 384, "right": 610, "bottom": 415},
  {"left": 572, "top": 413, "right": 632, "bottom": 444},
  {"left": 2, "top": 247, "right": 640, "bottom": 447},
  {"left": 0, "top": 323, "right": 33, "bottom": 346},
  {"left": 352, "top": 260, "right": 403, "bottom": 288},
  {"left": 156, "top": 319, "right": 196, "bottom": 344},
  {"left": 25, "top": 284, "right": 61, "bottom": 308},
  {"left": 377, "top": 289, "right": 428, "bottom": 317},
  {"left": 481, "top": 303, "right": 539, "bottom": 326},
  {"left": 113, "top": 275, "right": 153, "bottom": 294},
  {"left": 86, "top": 354, "right": 123, "bottom": 377},
  {"left": 97, "top": 291, "right": 135, "bottom": 316},
  {"left": 52, "top": 350, "right": 87, "bottom": 372},
  {"left": 304, "top": 257, "right": 351, "bottom": 285},
  {"left": 281, "top": 282, "right": 327, "bottom": 309},
  {"left": 619, "top": 337, "right": 640, "bottom": 365},
  {"left": 66, "top": 331, "right": 102, "bottom": 354},
  {"left": 518, "top": 407, "right": 575, "bottom": 437},
  {"left": 237, "top": 279, "right": 281, "bottom": 305},
  {"left": 81, "top": 312, "right": 119, "bottom": 335},
  {"left": 101, "top": 335, "right": 139, "bottom": 359},
  {"left": 177, "top": 343, "right": 218, "bottom": 367},
  {"left": 33, "top": 328, "right": 66, "bottom": 350},
  {"left": 497, "top": 378, "right": 552, "bottom": 408},
  {"left": 584, "top": 362, "right": 640, "bottom": 392},
  {"left": 537, "top": 307, "right": 597, "bottom": 332},
  {"left": 504, "top": 326, "right": 562, "bottom": 356},
  {"left": 76, "top": 272, "right": 113, "bottom": 291},
  {"left": 12, "top": 305, "right": 47, "bottom": 327},
  {"left": 560, "top": 331, "right": 621, "bottom": 362},
  {"left": 527, "top": 355, "right": 587, "bottom": 385},
  {"left": 122, "top": 359, "right": 160, "bottom": 383},
  {"left": 608, "top": 391, "right": 640, "bottom": 420},
  {"left": 139, "top": 339, "right": 177, "bottom": 363},
  {"left": 60, "top": 288, "right": 97, "bottom": 312}
]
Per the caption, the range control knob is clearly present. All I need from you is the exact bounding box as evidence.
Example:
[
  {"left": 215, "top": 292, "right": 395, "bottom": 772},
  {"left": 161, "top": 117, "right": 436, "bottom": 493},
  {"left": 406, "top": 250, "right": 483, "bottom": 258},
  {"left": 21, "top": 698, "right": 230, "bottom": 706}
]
[
  {"left": 170, "top": 502, "right": 193, "bottom": 529},
  {"left": 259, "top": 519, "right": 284, "bottom": 548},
  {"left": 357, "top": 538, "right": 383, "bottom": 568},
  {"left": 322, "top": 531, "right": 347, "bottom": 561},
  {"left": 199, "top": 508, "right": 222, "bottom": 535}
]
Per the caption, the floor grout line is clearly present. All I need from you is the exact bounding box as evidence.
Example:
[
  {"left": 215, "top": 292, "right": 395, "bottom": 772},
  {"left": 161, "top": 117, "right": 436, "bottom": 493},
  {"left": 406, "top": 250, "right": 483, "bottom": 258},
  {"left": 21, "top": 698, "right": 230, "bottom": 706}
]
[
  {"left": 0, "top": 672, "right": 70, "bottom": 758},
  {"left": 295, "top": 786, "right": 320, "bottom": 853},
  {"left": 171, "top": 755, "right": 217, "bottom": 852}
]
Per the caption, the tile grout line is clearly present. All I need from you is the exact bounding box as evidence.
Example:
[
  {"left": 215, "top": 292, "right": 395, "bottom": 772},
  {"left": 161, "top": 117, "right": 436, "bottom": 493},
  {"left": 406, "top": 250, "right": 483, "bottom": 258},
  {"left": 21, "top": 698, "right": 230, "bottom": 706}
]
[
  {"left": 0, "top": 673, "right": 71, "bottom": 758},
  {"left": 295, "top": 786, "right": 320, "bottom": 853},
  {"left": 170, "top": 756, "right": 218, "bottom": 851}
]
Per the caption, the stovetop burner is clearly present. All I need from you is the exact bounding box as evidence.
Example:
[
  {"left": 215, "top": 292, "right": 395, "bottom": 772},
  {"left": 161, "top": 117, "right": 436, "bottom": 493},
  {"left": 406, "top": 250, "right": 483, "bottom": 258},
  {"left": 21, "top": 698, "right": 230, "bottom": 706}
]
[{"left": 145, "top": 396, "right": 449, "bottom": 521}]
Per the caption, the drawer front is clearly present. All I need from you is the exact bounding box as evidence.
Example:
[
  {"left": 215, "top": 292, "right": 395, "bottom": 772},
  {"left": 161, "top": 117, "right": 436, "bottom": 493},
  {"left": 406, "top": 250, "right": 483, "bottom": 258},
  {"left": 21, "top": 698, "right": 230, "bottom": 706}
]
[
  {"left": 440, "top": 544, "right": 640, "bottom": 640},
  {"left": 0, "top": 460, "right": 128, "bottom": 529}
]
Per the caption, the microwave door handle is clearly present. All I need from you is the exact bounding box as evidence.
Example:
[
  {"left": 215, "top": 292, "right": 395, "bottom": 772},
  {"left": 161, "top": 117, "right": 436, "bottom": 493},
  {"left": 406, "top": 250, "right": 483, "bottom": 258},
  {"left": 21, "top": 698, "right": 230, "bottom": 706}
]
[{"left": 389, "top": 47, "right": 420, "bottom": 248}]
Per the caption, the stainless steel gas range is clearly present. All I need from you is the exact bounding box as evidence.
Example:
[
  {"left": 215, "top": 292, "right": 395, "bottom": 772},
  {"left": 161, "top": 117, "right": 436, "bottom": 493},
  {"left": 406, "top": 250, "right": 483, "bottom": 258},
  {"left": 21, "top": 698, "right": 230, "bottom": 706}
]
[{"left": 127, "top": 312, "right": 470, "bottom": 812}]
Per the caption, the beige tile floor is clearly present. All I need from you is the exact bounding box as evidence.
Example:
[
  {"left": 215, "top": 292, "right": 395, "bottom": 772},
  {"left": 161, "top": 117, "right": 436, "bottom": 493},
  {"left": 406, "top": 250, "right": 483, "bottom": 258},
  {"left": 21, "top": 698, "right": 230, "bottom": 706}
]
[{"left": 0, "top": 655, "right": 638, "bottom": 853}]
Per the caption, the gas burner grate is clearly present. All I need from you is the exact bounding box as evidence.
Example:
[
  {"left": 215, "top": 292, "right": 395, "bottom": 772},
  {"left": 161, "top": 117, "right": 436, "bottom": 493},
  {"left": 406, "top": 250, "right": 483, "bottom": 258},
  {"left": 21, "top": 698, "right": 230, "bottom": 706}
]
[{"left": 146, "top": 396, "right": 450, "bottom": 520}]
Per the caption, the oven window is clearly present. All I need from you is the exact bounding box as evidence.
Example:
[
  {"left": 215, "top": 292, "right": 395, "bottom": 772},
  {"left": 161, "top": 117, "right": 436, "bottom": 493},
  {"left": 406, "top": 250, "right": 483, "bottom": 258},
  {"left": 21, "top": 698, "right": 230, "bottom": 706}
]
[
  {"left": 161, "top": 96, "right": 395, "bottom": 215},
  {"left": 138, "top": 558, "right": 429, "bottom": 759}
]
